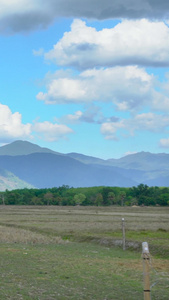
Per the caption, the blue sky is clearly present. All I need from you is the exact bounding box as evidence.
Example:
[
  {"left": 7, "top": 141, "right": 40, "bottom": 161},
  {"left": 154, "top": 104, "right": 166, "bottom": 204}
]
[{"left": 1, "top": 0, "right": 169, "bottom": 159}]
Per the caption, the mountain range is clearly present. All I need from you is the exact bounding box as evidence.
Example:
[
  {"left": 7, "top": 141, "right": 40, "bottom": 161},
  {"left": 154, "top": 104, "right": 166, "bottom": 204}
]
[{"left": 0, "top": 140, "right": 169, "bottom": 190}]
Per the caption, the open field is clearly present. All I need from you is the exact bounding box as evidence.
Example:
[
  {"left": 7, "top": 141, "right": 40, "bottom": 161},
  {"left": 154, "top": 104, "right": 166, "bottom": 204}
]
[{"left": 0, "top": 205, "right": 168, "bottom": 299}]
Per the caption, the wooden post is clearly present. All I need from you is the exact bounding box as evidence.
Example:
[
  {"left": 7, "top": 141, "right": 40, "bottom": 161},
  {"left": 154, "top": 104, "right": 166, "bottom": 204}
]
[
  {"left": 142, "top": 242, "right": 151, "bottom": 300},
  {"left": 122, "top": 218, "right": 125, "bottom": 250}
]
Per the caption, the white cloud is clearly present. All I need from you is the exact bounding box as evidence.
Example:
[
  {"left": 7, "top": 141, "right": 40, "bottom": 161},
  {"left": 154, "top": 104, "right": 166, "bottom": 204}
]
[
  {"left": 123, "top": 151, "right": 138, "bottom": 156},
  {"left": 45, "top": 19, "right": 169, "bottom": 69},
  {"left": 101, "top": 121, "right": 125, "bottom": 140},
  {"left": 101, "top": 112, "right": 169, "bottom": 139},
  {"left": 37, "top": 66, "right": 153, "bottom": 110},
  {"left": 33, "top": 121, "right": 73, "bottom": 141},
  {"left": 60, "top": 105, "right": 110, "bottom": 124},
  {"left": 0, "top": 103, "right": 32, "bottom": 142},
  {"left": 151, "top": 90, "right": 169, "bottom": 111},
  {"left": 1, "top": 0, "right": 169, "bottom": 34},
  {"left": 131, "top": 113, "right": 169, "bottom": 132},
  {"left": 37, "top": 77, "right": 87, "bottom": 104},
  {"left": 61, "top": 111, "right": 83, "bottom": 123},
  {"left": 33, "top": 48, "right": 44, "bottom": 56},
  {"left": 0, "top": 103, "right": 73, "bottom": 143},
  {"left": 159, "top": 138, "right": 169, "bottom": 148}
]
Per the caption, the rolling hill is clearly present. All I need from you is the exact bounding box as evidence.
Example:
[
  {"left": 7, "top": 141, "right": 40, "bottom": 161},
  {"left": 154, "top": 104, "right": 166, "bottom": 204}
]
[
  {"left": 0, "top": 153, "right": 137, "bottom": 189},
  {"left": 0, "top": 140, "right": 169, "bottom": 189}
]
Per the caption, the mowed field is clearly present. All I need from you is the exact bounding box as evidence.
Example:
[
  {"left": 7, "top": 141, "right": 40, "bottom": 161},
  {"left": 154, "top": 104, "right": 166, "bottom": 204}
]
[{"left": 0, "top": 205, "right": 168, "bottom": 300}]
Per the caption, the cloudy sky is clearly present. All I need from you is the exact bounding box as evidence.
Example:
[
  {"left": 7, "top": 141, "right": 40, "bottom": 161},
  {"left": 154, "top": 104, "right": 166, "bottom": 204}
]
[{"left": 1, "top": 0, "right": 169, "bottom": 159}]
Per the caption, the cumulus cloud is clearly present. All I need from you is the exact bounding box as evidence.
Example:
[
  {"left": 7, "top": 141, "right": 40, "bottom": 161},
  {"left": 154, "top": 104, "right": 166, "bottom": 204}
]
[
  {"left": 45, "top": 19, "right": 169, "bottom": 69},
  {"left": 79, "top": 106, "right": 105, "bottom": 124},
  {"left": 101, "top": 112, "right": 169, "bottom": 139},
  {"left": 131, "top": 113, "right": 169, "bottom": 132},
  {"left": 101, "top": 120, "right": 125, "bottom": 140},
  {"left": 33, "top": 121, "right": 73, "bottom": 141},
  {"left": 1, "top": 0, "right": 169, "bottom": 34},
  {"left": 36, "top": 66, "right": 153, "bottom": 111},
  {"left": 0, "top": 103, "right": 73, "bottom": 143},
  {"left": 37, "top": 77, "right": 87, "bottom": 104},
  {"left": 0, "top": 103, "right": 32, "bottom": 142},
  {"left": 159, "top": 138, "right": 169, "bottom": 148},
  {"left": 61, "top": 111, "right": 83, "bottom": 123},
  {"left": 60, "top": 105, "right": 116, "bottom": 124}
]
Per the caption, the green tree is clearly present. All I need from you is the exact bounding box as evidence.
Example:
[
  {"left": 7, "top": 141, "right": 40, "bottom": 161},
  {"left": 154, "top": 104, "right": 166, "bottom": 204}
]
[
  {"left": 126, "top": 196, "right": 138, "bottom": 206},
  {"left": 30, "top": 196, "right": 43, "bottom": 205},
  {"left": 118, "top": 191, "right": 126, "bottom": 206},
  {"left": 108, "top": 192, "right": 116, "bottom": 205},
  {"left": 44, "top": 192, "right": 53, "bottom": 205},
  {"left": 157, "top": 193, "right": 169, "bottom": 206},
  {"left": 102, "top": 187, "right": 113, "bottom": 205},
  {"left": 74, "top": 193, "right": 86, "bottom": 205},
  {"left": 95, "top": 193, "right": 103, "bottom": 206}
]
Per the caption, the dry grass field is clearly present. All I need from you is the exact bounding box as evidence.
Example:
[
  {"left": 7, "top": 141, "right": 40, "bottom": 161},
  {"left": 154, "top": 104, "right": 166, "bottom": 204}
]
[{"left": 0, "top": 205, "right": 168, "bottom": 299}]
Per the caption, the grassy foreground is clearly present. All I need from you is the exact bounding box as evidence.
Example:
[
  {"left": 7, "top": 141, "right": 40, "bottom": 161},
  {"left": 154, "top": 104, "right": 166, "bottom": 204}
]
[{"left": 0, "top": 205, "right": 168, "bottom": 299}]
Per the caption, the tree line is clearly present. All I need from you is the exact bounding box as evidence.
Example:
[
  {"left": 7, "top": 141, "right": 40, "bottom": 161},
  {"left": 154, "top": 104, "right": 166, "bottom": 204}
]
[{"left": 0, "top": 184, "right": 169, "bottom": 206}]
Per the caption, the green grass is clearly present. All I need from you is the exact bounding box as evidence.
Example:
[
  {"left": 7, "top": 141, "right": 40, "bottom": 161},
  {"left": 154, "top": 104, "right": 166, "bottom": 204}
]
[
  {"left": 0, "top": 205, "right": 168, "bottom": 299},
  {"left": 0, "top": 243, "right": 143, "bottom": 299}
]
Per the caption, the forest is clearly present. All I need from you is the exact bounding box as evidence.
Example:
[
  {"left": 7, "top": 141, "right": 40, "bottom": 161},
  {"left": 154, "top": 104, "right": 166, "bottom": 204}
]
[{"left": 0, "top": 184, "right": 169, "bottom": 206}]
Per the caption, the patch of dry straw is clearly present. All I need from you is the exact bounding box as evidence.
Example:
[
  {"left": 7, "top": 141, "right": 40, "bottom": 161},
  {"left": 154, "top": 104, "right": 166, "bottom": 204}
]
[{"left": 0, "top": 225, "right": 65, "bottom": 245}]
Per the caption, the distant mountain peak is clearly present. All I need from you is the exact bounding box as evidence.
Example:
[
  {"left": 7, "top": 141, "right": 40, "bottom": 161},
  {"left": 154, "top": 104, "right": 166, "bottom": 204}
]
[{"left": 0, "top": 140, "right": 60, "bottom": 156}]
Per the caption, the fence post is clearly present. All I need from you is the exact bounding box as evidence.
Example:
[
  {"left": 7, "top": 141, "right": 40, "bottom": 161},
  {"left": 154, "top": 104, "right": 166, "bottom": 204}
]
[
  {"left": 122, "top": 218, "right": 125, "bottom": 250},
  {"left": 142, "top": 242, "right": 151, "bottom": 300}
]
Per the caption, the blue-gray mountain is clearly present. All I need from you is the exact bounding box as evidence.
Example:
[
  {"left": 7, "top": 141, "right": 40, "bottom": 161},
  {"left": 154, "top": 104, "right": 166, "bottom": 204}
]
[{"left": 0, "top": 140, "right": 169, "bottom": 190}]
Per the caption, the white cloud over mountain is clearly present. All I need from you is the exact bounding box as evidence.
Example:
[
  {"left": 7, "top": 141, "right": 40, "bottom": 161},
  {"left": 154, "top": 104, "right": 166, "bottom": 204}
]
[
  {"left": 0, "top": 104, "right": 73, "bottom": 143},
  {"left": 0, "top": 104, "right": 32, "bottom": 141},
  {"left": 33, "top": 121, "right": 73, "bottom": 142}
]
